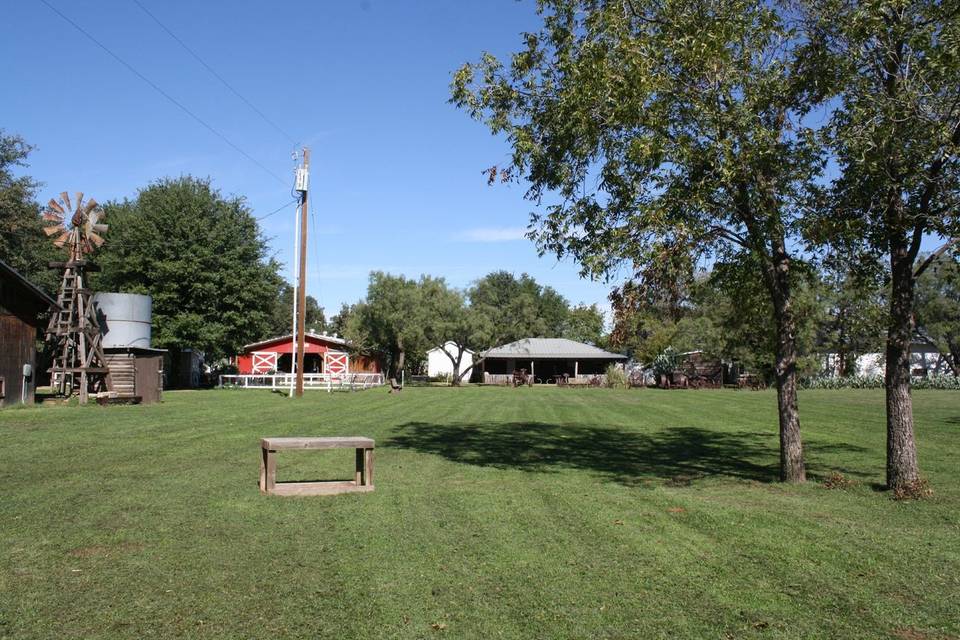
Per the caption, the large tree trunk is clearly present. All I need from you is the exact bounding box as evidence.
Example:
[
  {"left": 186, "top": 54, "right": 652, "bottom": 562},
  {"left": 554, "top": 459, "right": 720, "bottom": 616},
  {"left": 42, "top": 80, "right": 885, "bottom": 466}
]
[
  {"left": 768, "top": 243, "right": 806, "bottom": 483},
  {"left": 454, "top": 357, "right": 484, "bottom": 385},
  {"left": 393, "top": 336, "right": 406, "bottom": 380},
  {"left": 885, "top": 239, "right": 920, "bottom": 490}
]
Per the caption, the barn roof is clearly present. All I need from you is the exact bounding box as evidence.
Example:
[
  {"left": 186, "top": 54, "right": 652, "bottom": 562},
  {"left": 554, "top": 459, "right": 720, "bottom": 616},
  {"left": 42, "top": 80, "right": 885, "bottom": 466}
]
[
  {"left": 241, "top": 332, "right": 350, "bottom": 352},
  {"left": 0, "top": 259, "right": 58, "bottom": 320},
  {"left": 483, "top": 338, "right": 626, "bottom": 360}
]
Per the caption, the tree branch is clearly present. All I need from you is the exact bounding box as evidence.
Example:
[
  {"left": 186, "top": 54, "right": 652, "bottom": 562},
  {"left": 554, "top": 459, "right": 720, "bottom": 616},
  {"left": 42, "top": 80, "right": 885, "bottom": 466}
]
[{"left": 913, "top": 237, "right": 959, "bottom": 279}]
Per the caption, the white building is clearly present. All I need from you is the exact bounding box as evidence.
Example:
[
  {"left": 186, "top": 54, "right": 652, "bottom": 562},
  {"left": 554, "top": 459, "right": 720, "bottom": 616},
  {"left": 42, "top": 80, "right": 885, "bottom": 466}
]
[
  {"left": 822, "top": 340, "right": 954, "bottom": 377},
  {"left": 427, "top": 342, "right": 475, "bottom": 381}
]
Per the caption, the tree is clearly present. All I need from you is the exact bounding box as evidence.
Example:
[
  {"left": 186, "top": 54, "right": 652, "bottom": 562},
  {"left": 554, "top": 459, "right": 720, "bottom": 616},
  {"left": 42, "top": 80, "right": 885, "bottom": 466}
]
[
  {"left": 453, "top": 0, "right": 829, "bottom": 481},
  {"left": 468, "top": 271, "right": 569, "bottom": 341},
  {"left": 915, "top": 253, "right": 960, "bottom": 375},
  {"left": 814, "top": 254, "right": 886, "bottom": 377},
  {"left": 267, "top": 282, "right": 325, "bottom": 338},
  {"left": 562, "top": 304, "right": 606, "bottom": 346},
  {"left": 419, "top": 278, "right": 494, "bottom": 385},
  {"left": 345, "top": 272, "right": 432, "bottom": 378},
  {"left": 94, "top": 177, "right": 282, "bottom": 362},
  {"left": 0, "top": 131, "right": 58, "bottom": 293},
  {"left": 804, "top": 0, "right": 960, "bottom": 491},
  {"left": 327, "top": 303, "right": 355, "bottom": 338}
]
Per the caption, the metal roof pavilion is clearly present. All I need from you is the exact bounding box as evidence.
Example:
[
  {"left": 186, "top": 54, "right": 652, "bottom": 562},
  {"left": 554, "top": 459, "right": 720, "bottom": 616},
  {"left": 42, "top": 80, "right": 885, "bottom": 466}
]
[{"left": 483, "top": 338, "right": 626, "bottom": 360}]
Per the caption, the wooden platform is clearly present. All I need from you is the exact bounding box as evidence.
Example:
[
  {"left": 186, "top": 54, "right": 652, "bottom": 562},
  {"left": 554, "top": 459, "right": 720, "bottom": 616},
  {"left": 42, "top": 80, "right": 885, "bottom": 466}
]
[
  {"left": 259, "top": 436, "right": 375, "bottom": 496},
  {"left": 269, "top": 481, "right": 375, "bottom": 497}
]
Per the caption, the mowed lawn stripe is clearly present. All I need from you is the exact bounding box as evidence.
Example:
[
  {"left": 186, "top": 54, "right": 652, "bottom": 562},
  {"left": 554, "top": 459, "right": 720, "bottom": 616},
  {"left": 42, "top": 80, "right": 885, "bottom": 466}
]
[{"left": 1, "top": 387, "right": 958, "bottom": 638}]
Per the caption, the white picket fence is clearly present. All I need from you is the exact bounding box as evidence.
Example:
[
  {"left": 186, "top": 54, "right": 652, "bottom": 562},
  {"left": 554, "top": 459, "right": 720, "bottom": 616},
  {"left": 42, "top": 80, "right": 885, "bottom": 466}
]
[{"left": 219, "top": 373, "right": 384, "bottom": 392}]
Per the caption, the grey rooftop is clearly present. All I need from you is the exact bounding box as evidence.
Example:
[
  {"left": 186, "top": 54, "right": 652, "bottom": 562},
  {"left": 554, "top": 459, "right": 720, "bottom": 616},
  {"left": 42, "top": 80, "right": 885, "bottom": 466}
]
[{"left": 482, "top": 338, "right": 626, "bottom": 360}]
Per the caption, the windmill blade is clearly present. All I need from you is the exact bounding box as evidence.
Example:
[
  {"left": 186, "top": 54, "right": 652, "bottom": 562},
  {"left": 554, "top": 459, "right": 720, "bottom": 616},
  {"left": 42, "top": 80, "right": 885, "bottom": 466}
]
[
  {"left": 60, "top": 192, "right": 71, "bottom": 211},
  {"left": 74, "top": 192, "right": 84, "bottom": 214},
  {"left": 42, "top": 212, "right": 64, "bottom": 223},
  {"left": 82, "top": 198, "right": 99, "bottom": 216},
  {"left": 54, "top": 231, "right": 71, "bottom": 247},
  {"left": 92, "top": 223, "right": 109, "bottom": 233},
  {"left": 47, "top": 198, "right": 65, "bottom": 214},
  {"left": 88, "top": 232, "right": 106, "bottom": 247},
  {"left": 43, "top": 224, "right": 65, "bottom": 236}
]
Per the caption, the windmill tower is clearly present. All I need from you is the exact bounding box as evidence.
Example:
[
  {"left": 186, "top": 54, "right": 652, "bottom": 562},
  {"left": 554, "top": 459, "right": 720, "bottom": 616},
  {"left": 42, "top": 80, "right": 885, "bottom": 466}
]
[{"left": 43, "top": 192, "right": 111, "bottom": 404}]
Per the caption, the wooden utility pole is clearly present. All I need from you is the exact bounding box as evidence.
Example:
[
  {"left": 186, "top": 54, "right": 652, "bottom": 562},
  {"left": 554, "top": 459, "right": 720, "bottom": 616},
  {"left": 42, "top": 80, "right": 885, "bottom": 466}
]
[{"left": 295, "top": 148, "right": 310, "bottom": 397}]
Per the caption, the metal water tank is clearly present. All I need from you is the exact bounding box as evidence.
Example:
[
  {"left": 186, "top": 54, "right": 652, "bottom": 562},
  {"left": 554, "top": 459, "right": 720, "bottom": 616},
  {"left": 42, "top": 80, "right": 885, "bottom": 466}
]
[{"left": 93, "top": 292, "right": 153, "bottom": 348}]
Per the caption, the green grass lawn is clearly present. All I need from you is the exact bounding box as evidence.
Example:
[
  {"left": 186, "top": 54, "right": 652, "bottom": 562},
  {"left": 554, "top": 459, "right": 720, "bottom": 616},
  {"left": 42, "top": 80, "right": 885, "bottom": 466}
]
[{"left": 1, "top": 387, "right": 958, "bottom": 639}]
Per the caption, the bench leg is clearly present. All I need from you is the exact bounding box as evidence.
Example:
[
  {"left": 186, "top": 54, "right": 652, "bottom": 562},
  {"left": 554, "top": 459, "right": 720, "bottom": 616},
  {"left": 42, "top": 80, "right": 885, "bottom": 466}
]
[
  {"left": 260, "top": 448, "right": 277, "bottom": 494},
  {"left": 363, "top": 448, "right": 374, "bottom": 487},
  {"left": 355, "top": 448, "right": 363, "bottom": 485}
]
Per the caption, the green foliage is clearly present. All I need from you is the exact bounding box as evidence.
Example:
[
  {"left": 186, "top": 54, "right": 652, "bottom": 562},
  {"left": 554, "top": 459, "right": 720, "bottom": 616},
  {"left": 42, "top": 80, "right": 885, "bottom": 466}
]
[
  {"left": 915, "top": 254, "right": 960, "bottom": 375},
  {"left": 801, "top": 375, "right": 960, "bottom": 391},
  {"left": 611, "top": 261, "right": 823, "bottom": 377},
  {"left": 327, "top": 303, "right": 355, "bottom": 337},
  {"left": 800, "top": 375, "right": 884, "bottom": 390},
  {"left": 814, "top": 252, "right": 887, "bottom": 376},
  {"left": 267, "top": 281, "right": 325, "bottom": 338},
  {"left": 452, "top": 0, "right": 825, "bottom": 285},
  {"left": 468, "top": 271, "right": 569, "bottom": 341},
  {"left": 651, "top": 347, "right": 680, "bottom": 377},
  {"left": 0, "top": 130, "right": 58, "bottom": 293},
  {"left": 562, "top": 303, "right": 606, "bottom": 346},
  {"left": 604, "top": 363, "right": 628, "bottom": 388},
  {"left": 345, "top": 270, "right": 608, "bottom": 383},
  {"left": 94, "top": 177, "right": 282, "bottom": 360},
  {"left": 345, "top": 272, "right": 437, "bottom": 376},
  {"left": 803, "top": 0, "right": 960, "bottom": 254},
  {"left": 454, "top": 1, "right": 830, "bottom": 483}
]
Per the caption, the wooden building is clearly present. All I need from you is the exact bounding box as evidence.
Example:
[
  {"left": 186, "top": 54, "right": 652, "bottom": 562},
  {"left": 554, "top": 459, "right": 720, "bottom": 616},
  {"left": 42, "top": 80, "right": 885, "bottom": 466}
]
[
  {"left": 0, "top": 260, "right": 56, "bottom": 406},
  {"left": 104, "top": 347, "right": 166, "bottom": 404},
  {"left": 482, "top": 338, "right": 626, "bottom": 384},
  {"left": 234, "top": 332, "right": 381, "bottom": 375}
]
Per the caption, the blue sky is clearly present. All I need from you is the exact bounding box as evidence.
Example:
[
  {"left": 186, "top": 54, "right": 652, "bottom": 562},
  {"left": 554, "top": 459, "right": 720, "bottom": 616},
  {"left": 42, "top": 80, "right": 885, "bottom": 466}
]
[{"left": 3, "top": 0, "right": 617, "bottom": 319}]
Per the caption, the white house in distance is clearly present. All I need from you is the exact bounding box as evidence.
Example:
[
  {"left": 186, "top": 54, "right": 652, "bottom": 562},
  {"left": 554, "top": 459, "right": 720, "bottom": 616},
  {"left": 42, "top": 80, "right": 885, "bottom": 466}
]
[
  {"left": 821, "top": 339, "right": 954, "bottom": 377},
  {"left": 427, "top": 341, "right": 475, "bottom": 381}
]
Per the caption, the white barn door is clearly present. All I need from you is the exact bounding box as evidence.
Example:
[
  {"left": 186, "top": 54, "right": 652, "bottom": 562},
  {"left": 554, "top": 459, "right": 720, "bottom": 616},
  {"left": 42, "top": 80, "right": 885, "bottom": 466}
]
[
  {"left": 325, "top": 351, "right": 349, "bottom": 375},
  {"left": 251, "top": 351, "right": 277, "bottom": 374}
]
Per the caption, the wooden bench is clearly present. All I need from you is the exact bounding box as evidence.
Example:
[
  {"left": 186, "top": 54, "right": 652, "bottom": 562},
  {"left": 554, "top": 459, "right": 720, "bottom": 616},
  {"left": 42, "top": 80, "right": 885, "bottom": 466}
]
[{"left": 259, "top": 437, "right": 375, "bottom": 496}]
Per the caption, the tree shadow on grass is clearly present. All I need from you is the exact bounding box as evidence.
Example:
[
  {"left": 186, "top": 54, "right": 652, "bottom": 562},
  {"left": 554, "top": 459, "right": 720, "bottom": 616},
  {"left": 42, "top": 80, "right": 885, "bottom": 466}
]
[{"left": 387, "top": 422, "right": 868, "bottom": 486}]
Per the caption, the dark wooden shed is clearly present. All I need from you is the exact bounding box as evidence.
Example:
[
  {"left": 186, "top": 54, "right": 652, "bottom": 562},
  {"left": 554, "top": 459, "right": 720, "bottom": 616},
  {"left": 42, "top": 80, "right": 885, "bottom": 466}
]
[
  {"left": 0, "top": 260, "right": 56, "bottom": 406},
  {"left": 104, "top": 346, "right": 166, "bottom": 404}
]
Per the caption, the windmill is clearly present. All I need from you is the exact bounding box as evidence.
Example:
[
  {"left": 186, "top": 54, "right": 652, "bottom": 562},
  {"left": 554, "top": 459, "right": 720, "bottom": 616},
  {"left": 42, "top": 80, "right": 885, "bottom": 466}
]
[{"left": 43, "top": 191, "right": 112, "bottom": 404}]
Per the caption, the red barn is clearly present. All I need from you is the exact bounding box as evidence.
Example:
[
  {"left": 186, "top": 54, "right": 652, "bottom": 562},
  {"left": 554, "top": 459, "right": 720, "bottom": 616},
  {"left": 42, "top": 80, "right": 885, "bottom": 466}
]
[{"left": 234, "top": 332, "right": 381, "bottom": 375}]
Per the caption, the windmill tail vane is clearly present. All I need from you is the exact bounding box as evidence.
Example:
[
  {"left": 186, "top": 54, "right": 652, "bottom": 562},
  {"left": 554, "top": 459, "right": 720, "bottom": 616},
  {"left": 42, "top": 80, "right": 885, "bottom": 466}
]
[{"left": 43, "top": 190, "right": 112, "bottom": 404}]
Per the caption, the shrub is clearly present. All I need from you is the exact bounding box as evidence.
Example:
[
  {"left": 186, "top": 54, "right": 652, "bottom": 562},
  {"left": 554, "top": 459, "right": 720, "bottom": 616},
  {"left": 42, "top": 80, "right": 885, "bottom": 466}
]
[
  {"left": 651, "top": 348, "right": 679, "bottom": 377},
  {"left": 605, "top": 365, "right": 628, "bottom": 389},
  {"left": 800, "top": 374, "right": 959, "bottom": 390},
  {"left": 912, "top": 375, "right": 960, "bottom": 390},
  {"left": 800, "top": 375, "right": 884, "bottom": 390}
]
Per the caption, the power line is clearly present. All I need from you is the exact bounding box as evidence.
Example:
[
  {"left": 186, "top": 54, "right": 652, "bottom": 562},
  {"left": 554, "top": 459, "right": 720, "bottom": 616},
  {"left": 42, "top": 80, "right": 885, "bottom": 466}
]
[
  {"left": 38, "top": 0, "right": 290, "bottom": 187},
  {"left": 257, "top": 198, "right": 298, "bottom": 221},
  {"left": 130, "top": 0, "right": 298, "bottom": 147}
]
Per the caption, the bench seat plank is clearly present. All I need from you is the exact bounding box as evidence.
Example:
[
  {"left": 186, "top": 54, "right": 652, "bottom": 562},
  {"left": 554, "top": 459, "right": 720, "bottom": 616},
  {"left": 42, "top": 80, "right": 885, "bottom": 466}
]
[
  {"left": 261, "top": 437, "right": 374, "bottom": 450},
  {"left": 270, "top": 481, "right": 375, "bottom": 496}
]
